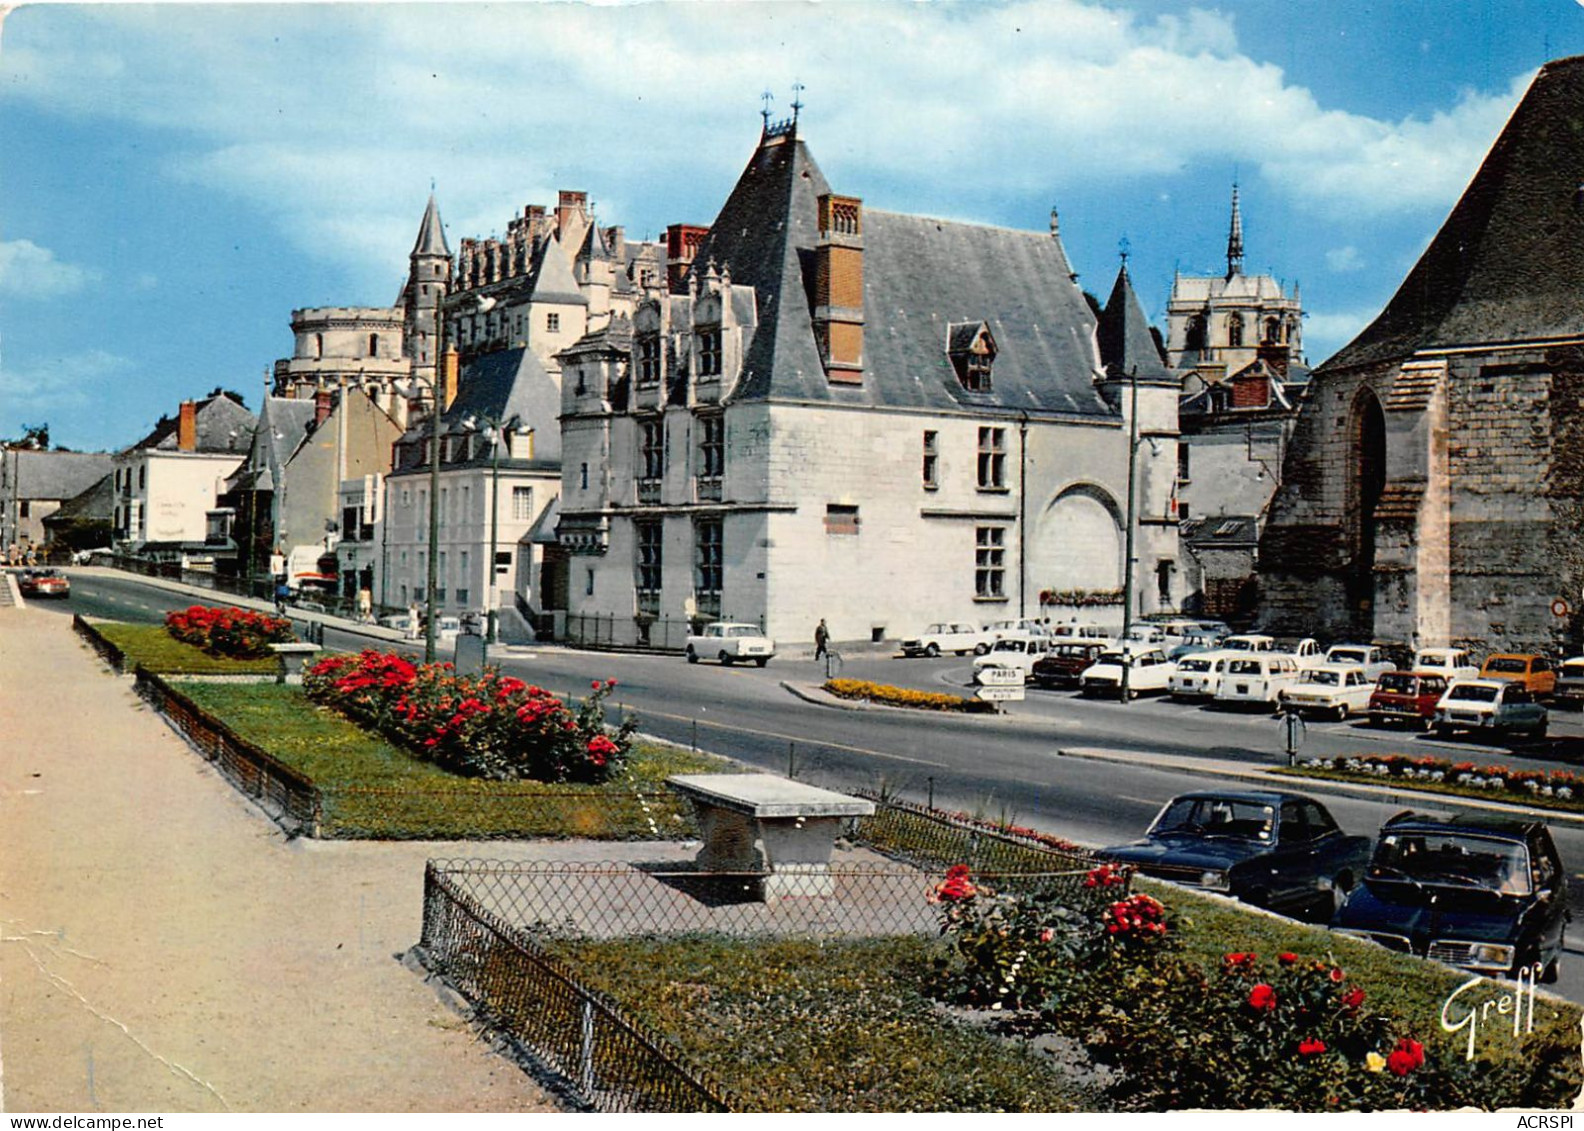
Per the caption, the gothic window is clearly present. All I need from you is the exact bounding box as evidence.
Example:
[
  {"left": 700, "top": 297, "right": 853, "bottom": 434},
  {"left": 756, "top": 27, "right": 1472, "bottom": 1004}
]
[
  {"left": 698, "top": 328, "right": 723, "bottom": 377},
  {"left": 948, "top": 323, "right": 996, "bottom": 392},
  {"left": 975, "top": 526, "right": 1006, "bottom": 599},
  {"left": 1227, "top": 313, "right": 1245, "bottom": 349},
  {"left": 1185, "top": 314, "right": 1207, "bottom": 352},
  {"left": 639, "top": 418, "right": 666, "bottom": 480},
  {"left": 369, "top": 333, "right": 379, "bottom": 356},
  {"left": 637, "top": 335, "right": 662, "bottom": 387},
  {"left": 314, "top": 333, "right": 323, "bottom": 360},
  {"left": 922, "top": 430, "right": 939, "bottom": 488},
  {"left": 976, "top": 427, "right": 1006, "bottom": 490},
  {"left": 636, "top": 520, "right": 663, "bottom": 597}
]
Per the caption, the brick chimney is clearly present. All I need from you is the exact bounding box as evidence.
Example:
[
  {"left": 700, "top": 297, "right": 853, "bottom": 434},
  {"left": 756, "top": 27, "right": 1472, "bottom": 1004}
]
[
  {"left": 814, "top": 193, "right": 865, "bottom": 384},
  {"left": 313, "top": 389, "right": 334, "bottom": 427},
  {"left": 177, "top": 400, "right": 197, "bottom": 451},
  {"left": 441, "top": 342, "right": 460, "bottom": 411},
  {"left": 665, "top": 223, "right": 708, "bottom": 294},
  {"left": 1230, "top": 366, "right": 1271, "bottom": 409}
]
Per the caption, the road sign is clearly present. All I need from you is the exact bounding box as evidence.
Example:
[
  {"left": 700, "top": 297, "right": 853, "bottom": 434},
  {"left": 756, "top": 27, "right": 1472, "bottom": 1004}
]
[
  {"left": 976, "top": 667, "right": 1025, "bottom": 688},
  {"left": 976, "top": 685, "right": 1026, "bottom": 702}
]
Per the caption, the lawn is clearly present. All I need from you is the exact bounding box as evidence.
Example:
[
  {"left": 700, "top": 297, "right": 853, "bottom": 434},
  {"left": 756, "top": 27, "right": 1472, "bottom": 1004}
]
[
  {"left": 92, "top": 621, "right": 280, "bottom": 675},
  {"left": 173, "top": 680, "right": 736, "bottom": 839}
]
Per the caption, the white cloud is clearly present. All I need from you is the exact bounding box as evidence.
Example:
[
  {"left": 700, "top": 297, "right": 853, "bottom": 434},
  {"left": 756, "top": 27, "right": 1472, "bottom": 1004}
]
[
  {"left": 0, "top": 348, "right": 131, "bottom": 421},
  {"left": 0, "top": 239, "right": 100, "bottom": 298},
  {"left": 1325, "top": 246, "right": 1365, "bottom": 273}
]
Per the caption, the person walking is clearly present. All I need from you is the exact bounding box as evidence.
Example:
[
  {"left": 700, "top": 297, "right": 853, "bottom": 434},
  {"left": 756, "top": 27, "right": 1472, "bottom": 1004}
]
[
  {"left": 274, "top": 579, "right": 290, "bottom": 616},
  {"left": 814, "top": 617, "right": 830, "bottom": 661},
  {"left": 356, "top": 586, "right": 373, "bottom": 624},
  {"left": 407, "top": 602, "right": 421, "bottom": 641}
]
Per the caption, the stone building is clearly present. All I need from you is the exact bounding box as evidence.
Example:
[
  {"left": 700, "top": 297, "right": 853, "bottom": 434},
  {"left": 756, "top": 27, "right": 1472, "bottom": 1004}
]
[
  {"left": 270, "top": 306, "right": 409, "bottom": 400},
  {"left": 0, "top": 448, "right": 112, "bottom": 557},
  {"left": 1258, "top": 55, "right": 1584, "bottom": 654},
  {"left": 555, "top": 115, "right": 1178, "bottom": 647}
]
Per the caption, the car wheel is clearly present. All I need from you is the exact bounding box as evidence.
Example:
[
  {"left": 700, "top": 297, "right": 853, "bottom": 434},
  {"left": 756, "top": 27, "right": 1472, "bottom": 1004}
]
[
  {"left": 925, "top": 643, "right": 940, "bottom": 658},
  {"left": 1334, "top": 704, "right": 1349, "bottom": 721},
  {"left": 1326, "top": 873, "right": 1354, "bottom": 921},
  {"left": 719, "top": 651, "right": 733, "bottom": 666},
  {"left": 1434, "top": 725, "right": 1454, "bottom": 739},
  {"left": 974, "top": 643, "right": 990, "bottom": 656},
  {"left": 755, "top": 657, "right": 769, "bottom": 668},
  {"left": 686, "top": 648, "right": 699, "bottom": 664}
]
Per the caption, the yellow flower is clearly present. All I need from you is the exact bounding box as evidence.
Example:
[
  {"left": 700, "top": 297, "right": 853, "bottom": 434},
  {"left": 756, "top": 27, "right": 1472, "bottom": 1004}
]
[{"left": 1365, "top": 1052, "right": 1386, "bottom": 1073}]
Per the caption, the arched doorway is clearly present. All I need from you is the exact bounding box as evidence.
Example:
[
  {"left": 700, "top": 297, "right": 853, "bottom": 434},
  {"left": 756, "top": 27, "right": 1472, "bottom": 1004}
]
[
  {"left": 1036, "top": 483, "right": 1125, "bottom": 593},
  {"left": 1349, "top": 389, "right": 1386, "bottom": 637}
]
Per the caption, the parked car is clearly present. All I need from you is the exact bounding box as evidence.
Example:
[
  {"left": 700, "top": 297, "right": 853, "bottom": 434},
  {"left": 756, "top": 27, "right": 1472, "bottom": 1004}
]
[
  {"left": 900, "top": 622, "right": 989, "bottom": 658},
  {"left": 1120, "top": 624, "right": 1167, "bottom": 646},
  {"left": 1366, "top": 671, "right": 1450, "bottom": 729},
  {"left": 1142, "top": 617, "right": 1206, "bottom": 641},
  {"left": 1412, "top": 647, "right": 1479, "bottom": 683},
  {"left": 1100, "top": 789, "right": 1372, "bottom": 921},
  {"left": 1553, "top": 656, "right": 1584, "bottom": 709},
  {"left": 1433, "top": 678, "right": 1548, "bottom": 739},
  {"left": 1048, "top": 622, "right": 1113, "bottom": 646},
  {"left": 17, "top": 568, "right": 69, "bottom": 598},
  {"left": 1277, "top": 664, "right": 1376, "bottom": 720},
  {"left": 1273, "top": 637, "right": 1326, "bottom": 662},
  {"left": 685, "top": 622, "right": 776, "bottom": 667},
  {"left": 1078, "top": 645, "right": 1176, "bottom": 699},
  {"left": 1332, "top": 810, "right": 1569, "bottom": 980},
  {"left": 1480, "top": 653, "right": 1557, "bottom": 696},
  {"left": 972, "top": 634, "right": 1050, "bottom": 684},
  {"left": 1322, "top": 644, "right": 1397, "bottom": 681},
  {"left": 1031, "top": 641, "right": 1108, "bottom": 689},
  {"left": 1213, "top": 654, "right": 1302, "bottom": 710},
  {"left": 984, "top": 618, "right": 1050, "bottom": 642},
  {"left": 1192, "top": 619, "right": 1234, "bottom": 640},
  {"left": 1219, "top": 633, "right": 1278, "bottom": 654},
  {"left": 1167, "top": 633, "right": 1222, "bottom": 662},
  {"left": 1168, "top": 652, "right": 1229, "bottom": 700}
]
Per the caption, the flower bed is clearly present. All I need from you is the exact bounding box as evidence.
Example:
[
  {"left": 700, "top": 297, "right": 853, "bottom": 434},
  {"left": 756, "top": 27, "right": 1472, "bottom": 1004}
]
[
  {"left": 305, "top": 649, "right": 632, "bottom": 784},
  {"left": 922, "top": 863, "right": 1580, "bottom": 1110},
  {"left": 822, "top": 678, "right": 995, "bottom": 714},
  {"left": 165, "top": 604, "right": 295, "bottom": 659},
  {"left": 90, "top": 621, "right": 281, "bottom": 675},
  {"left": 1282, "top": 753, "right": 1584, "bottom": 813}
]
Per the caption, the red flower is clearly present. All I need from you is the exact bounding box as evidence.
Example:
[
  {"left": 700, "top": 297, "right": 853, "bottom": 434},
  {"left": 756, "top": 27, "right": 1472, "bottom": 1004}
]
[
  {"left": 1387, "top": 1049, "right": 1415, "bottom": 1076},
  {"left": 1248, "top": 983, "right": 1277, "bottom": 1011},
  {"left": 930, "top": 864, "right": 977, "bottom": 903},
  {"left": 1397, "top": 1038, "right": 1424, "bottom": 1069},
  {"left": 591, "top": 680, "right": 602, "bottom": 690},
  {"left": 1328, "top": 966, "right": 1345, "bottom": 983},
  {"left": 1298, "top": 1037, "right": 1327, "bottom": 1057},
  {"left": 1341, "top": 987, "right": 1366, "bottom": 1013},
  {"left": 1223, "top": 952, "right": 1257, "bottom": 969},
  {"left": 1279, "top": 952, "right": 1298, "bottom": 965}
]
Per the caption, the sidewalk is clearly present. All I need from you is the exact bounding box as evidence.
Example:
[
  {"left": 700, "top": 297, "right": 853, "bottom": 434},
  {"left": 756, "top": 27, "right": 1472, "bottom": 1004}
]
[{"left": 0, "top": 604, "right": 574, "bottom": 1112}]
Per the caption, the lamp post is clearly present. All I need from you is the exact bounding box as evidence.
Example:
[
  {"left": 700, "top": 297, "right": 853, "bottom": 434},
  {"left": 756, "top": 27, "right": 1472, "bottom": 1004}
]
[
  {"left": 462, "top": 410, "right": 520, "bottom": 646},
  {"left": 425, "top": 390, "right": 441, "bottom": 664},
  {"left": 1120, "top": 366, "right": 1139, "bottom": 704}
]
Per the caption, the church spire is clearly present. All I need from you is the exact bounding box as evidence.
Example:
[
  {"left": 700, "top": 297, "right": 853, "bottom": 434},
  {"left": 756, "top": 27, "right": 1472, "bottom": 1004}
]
[
  {"left": 412, "top": 193, "right": 450, "bottom": 258},
  {"left": 1226, "top": 182, "right": 1244, "bottom": 279}
]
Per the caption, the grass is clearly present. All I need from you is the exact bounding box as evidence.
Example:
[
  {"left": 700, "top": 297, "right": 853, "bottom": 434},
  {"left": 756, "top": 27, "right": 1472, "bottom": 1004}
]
[
  {"left": 173, "top": 680, "right": 736, "bottom": 839},
  {"left": 538, "top": 935, "right": 1088, "bottom": 1112},
  {"left": 93, "top": 621, "right": 280, "bottom": 675}
]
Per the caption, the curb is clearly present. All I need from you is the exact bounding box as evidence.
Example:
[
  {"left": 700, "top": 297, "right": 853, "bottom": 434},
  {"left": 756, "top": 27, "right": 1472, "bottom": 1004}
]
[
  {"left": 779, "top": 680, "right": 869, "bottom": 712},
  {"left": 1057, "top": 746, "right": 1584, "bottom": 827}
]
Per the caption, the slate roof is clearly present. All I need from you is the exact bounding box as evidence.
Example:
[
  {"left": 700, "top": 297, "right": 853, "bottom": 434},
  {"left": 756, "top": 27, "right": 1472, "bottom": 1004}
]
[
  {"left": 41, "top": 472, "right": 113, "bottom": 526},
  {"left": 1325, "top": 55, "right": 1584, "bottom": 370},
  {"left": 396, "top": 347, "right": 563, "bottom": 468},
  {"left": 528, "top": 237, "right": 587, "bottom": 307},
  {"left": 1181, "top": 514, "right": 1260, "bottom": 549},
  {"left": 128, "top": 393, "right": 256, "bottom": 455},
  {"left": 412, "top": 194, "right": 450, "bottom": 257},
  {"left": 233, "top": 396, "right": 316, "bottom": 489},
  {"left": 1098, "top": 264, "right": 1173, "bottom": 382},
  {"left": 687, "top": 130, "right": 1112, "bottom": 417},
  {"left": 4, "top": 449, "right": 112, "bottom": 500}
]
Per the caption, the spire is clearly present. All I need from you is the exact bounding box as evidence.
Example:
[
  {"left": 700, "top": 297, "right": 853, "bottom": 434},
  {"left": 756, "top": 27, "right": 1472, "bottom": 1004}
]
[
  {"left": 1226, "top": 182, "right": 1244, "bottom": 279},
  {"left": 1099, "top": 257, "right": 1171, "bottom": 382},
  {"left": 412, "top": 193, "right": 450, "bottom": 258}
]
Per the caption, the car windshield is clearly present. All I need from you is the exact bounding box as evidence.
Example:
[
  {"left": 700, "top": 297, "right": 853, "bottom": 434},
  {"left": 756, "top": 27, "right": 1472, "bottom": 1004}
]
[
  {"left": 1300, "top": 669, "right": 1340, "bottom": 686},
  {"left": 1179, "top": 658, "right": 1211, "bottom": 673},
  {"left": 1485, "top": 657, "right": 1528, "bottom": 674},
  {"left": 1372, "top": 832, "right": 1531, "bottom": 895},
  {"left": 1226, "top": 659, "right": 1264, "bottom": 675},
  {"left": 1152, "top": 798, "right": 1274, "bottom": 841},
  {"left": 1448, "top": 684, "right": 1499, "bottom": 702},
  {"left": 727, "top": 626, "right": 760, "bottom": 637},
  {"left": 1377, "top": 673, "right": 1417, "bottom": 694},
  {"left": 1053, "top": 645, "right": 1092, "bottom": 658}
]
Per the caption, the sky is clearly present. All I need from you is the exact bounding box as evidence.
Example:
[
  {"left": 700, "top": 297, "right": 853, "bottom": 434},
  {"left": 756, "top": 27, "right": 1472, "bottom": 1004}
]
[{"left": 3, "top": 0, "right": 1584, "bottom": 452}]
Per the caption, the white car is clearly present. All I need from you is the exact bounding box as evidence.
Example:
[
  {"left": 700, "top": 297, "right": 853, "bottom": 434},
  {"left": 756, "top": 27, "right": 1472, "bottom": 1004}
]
[
  {"left": 900, "top": 622, "right": 990, "bottom": 658},
  {"left": 1168, "top": 652, "right": 1229, "bottom": 700},
  {"left": 1433, "top": 679, "right": 1549, "bottom": 739},
  {"left": 1323, "top": 644, "right": 1396, "bottom": 681},
  {"left": 1277, "top": 664, "right": 1377, "bottom": 720},
  {"left": 1214, "top": 654, "right": 1302, "bottom": 709},
  {"left": 1219, "top": 633, "right": 1279, "bottom": 654},
  {"left": 1050, "top": 622, "right": 1114, "bottom": 646},
  {"left": 972, "top": 635, "right": 1050, "bottom": 683},
  {"left": 1413, "top": 647, "right": 1480, "bottom": 683},
  {"left": 685, "top": 622, "right": 776, "bottom": 667},
  {"left": 1079, "top": 645, "right": 1176, "bottom": 699},
  {"left": 1120, "top": 624, "right": 1167, "bottom": 646},
  {"left": 984, "top": 618, "right": 1050, "bottom": 642}
]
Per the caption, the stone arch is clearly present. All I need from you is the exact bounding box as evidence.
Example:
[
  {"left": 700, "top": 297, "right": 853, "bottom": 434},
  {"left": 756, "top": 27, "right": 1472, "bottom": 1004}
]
[
  {"left": 1035, "top": 483, "right": 1125, "bottom": 592},
  {"left": 1348, "top": 386, "right": 1387, "bottom": 637},
  {"left": 1185, "top": 313, "right": 1208, "bottom": 353}
]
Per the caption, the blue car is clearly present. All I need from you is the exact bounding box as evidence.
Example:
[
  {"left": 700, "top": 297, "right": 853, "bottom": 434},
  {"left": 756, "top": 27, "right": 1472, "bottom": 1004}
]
[{"left": 1332, "top": 810, "right": 1570, "bottom": 981}]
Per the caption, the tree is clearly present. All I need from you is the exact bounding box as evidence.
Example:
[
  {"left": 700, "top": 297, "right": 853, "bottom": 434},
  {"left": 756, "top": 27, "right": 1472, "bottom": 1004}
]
[{"left": 4, "top": 423, "right": 49, "bottom": 449}]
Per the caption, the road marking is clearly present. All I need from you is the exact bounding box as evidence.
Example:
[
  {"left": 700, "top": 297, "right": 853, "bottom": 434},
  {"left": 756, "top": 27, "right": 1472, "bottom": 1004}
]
[
  {"left": 1119, "top": 795, "right": 1159, "bottom": 807},
  {"left": 638, "top": 704, "right": 950, "bottom": 768}
]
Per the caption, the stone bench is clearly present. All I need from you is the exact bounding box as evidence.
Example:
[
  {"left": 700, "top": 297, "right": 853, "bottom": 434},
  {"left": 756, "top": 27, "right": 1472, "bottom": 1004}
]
[
  {"left": 667, "top": 773, "right": 875, "bottom": 900},
  {"left": 269, "top": 641, "right": 321, "bottom": 684}
]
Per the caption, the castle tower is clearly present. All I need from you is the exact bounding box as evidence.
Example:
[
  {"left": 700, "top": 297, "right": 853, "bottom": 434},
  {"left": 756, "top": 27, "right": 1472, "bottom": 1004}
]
[{"left": 402, "top": 193, "right": 453, "bottom": 388}]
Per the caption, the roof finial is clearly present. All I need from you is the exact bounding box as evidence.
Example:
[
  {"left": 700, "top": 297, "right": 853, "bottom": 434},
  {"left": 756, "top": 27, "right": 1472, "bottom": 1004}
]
[
  {"left": 1226, "top": 181, "right": 1244, "bottom": 279},
  {"left": 790, "top": 81, "right": 804, "bottom": 126},
  {"left": 761, "top": 89, "right": 773, "bottom": 134},
  {"left": 1118, "top": 234, "right": 1131, "bottom": 269},
  {"left": 1049, "top": 205, "right": 1059, "bottom": 238}
]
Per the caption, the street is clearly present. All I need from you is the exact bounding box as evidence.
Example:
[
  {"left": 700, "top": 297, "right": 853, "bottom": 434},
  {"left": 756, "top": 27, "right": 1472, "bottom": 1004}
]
[{"left": 41, "top": 567, "right": 1584, "bottom": 1004}]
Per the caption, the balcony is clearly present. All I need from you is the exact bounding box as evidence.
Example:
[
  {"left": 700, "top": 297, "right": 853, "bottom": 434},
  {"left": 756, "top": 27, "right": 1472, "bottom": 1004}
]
[{"left": 694, "top": 476, "right": 722, "bottom": 502}]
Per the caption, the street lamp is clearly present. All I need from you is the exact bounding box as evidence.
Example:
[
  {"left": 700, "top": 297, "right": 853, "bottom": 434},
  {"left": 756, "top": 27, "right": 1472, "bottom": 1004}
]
[
  {"left": 462, "top": 410, "right": 520, "bottom": 645},
  {"left": 394, "top": 372, "right": 444, "bottom": 664}
]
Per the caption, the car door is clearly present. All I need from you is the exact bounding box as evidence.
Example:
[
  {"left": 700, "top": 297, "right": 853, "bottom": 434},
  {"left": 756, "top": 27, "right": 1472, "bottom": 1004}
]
[
  {"left": 1261, "top": 802, "right": 1323, "bottom": 913},
  {"left": 1528, "top": 833, "right": 1570, "bottom": 969}
]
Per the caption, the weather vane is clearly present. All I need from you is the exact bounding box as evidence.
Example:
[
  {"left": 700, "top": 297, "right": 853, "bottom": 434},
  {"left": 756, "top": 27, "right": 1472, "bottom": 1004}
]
[
  {"left": 791, "top": 81, "right": 804, "bottom": 123},
  {"left": 761, "top": 89, "right": 773, "bottom": 129},
  {"left": 1119, "top": 234, "right": 1131, "bottom": 265}
]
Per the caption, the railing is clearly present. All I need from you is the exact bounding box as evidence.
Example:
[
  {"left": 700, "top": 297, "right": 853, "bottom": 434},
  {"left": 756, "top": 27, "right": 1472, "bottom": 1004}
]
[
  {"left": 850, "top": 790, "right": 1097, "bottom": 873},
  {"left": 72, "top": 613, "right": 130, "bottom": 671}
]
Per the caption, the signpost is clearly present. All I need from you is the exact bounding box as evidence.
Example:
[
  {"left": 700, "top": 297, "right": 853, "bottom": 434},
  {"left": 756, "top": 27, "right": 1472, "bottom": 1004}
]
[
  {"left": 976, "top": 668, "right": 1026, "bottom": 707},
  {"left": 976, "top": 685, "right": 1026, "bottom": 703},
  {"left": 1280, "top": 708, "right": 1306, "bottom": 767}
]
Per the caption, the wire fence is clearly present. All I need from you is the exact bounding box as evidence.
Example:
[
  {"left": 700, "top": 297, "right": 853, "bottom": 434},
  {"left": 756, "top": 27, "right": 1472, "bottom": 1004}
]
[{"left": 849, "top": 789, "right": 1097, "bottom": 874}]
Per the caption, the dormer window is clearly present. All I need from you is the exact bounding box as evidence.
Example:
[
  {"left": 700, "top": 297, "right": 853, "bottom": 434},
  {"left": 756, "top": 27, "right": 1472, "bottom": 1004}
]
[{"left": 947, "top": 322, "right": 997, "bottom": 392}]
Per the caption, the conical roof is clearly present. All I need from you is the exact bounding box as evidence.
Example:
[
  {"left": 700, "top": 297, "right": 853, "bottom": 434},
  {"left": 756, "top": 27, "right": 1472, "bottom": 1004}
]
[
  {"left": 411, "top": 193, "right": 450, "bottom": 258},
  {"left": 1325, "top": 55, "right": 1584, "bottom": 370},
  {"left": 1098, "top": 264, "right": 1172, "bottom": 382}
]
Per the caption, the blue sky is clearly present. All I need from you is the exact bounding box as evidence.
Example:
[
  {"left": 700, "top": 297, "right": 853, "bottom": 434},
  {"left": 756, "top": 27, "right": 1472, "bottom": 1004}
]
[{"left": 3, "top": 0, "right": 1583, "bottom": 451}]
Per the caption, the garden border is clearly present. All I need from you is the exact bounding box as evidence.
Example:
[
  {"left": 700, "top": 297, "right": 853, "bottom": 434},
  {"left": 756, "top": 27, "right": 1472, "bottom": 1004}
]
[{"left": 73, "top": 614, "right": 131, "bottom": 672}]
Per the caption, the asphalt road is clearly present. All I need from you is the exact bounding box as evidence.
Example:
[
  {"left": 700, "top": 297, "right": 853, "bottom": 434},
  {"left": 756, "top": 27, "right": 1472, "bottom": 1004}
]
[{"left": 39, "top": 569, "right": 1584, "bottom": 1004}]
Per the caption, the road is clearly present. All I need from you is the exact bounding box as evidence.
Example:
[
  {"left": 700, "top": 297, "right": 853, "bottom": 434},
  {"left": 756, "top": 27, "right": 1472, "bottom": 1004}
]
[{"left": 38, "top": 568, "right": 1584, "bottom": 1004}]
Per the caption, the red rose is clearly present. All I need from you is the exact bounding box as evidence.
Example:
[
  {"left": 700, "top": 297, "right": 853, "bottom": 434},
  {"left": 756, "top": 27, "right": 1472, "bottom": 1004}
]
[
  {"left": 1397, "top": 1038, "right": 1424, "bottom": 1069},
  {"left": 1387, "top": 1049, "right": 1416, "bottom": 1076},
  {"left": 1328, "top": 967, "right": 1345, "bottom": 983},
  {"left": 592, "top": 680, "right": 601, "bottom": 690},
  {"left": 1223, "top": 952, "right": 1256, "bottom": 969},
  {"left": 1341, "top": 987, "right": 1366, "bottom": 1013},
  {"left": 1248, "top": 983, "right": 1277, "bottom": 1011},
  {"left": 1279, "top": 952, "right": 1298, "bottom": 965},
  {"left": 1298, "top": 1037, "right": 1327, "bottom": 1057}
]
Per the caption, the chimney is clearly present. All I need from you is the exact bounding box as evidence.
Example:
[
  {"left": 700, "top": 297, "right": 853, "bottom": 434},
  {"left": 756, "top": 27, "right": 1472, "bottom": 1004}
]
[
  {"left": 665, "top": 223, "right": 709, "bottom": 294},
  {"left": 313, "top": 389, "right": 334, "bottom": 427},
  {"left": 177, "top": 400, "right": 197, "bottom": 451},
  {"left": 556, "top": 190, "right": 587, "bottom": 242},
  {"left": 813, "top": 193, "right": 865, "bottom": 384},
  {"left": 441, "top": 343, "right": 460, "bottom": 411}
]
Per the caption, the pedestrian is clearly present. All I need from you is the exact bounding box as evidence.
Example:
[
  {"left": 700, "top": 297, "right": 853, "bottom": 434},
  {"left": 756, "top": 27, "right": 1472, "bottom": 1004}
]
[
  {"left": 274, "top": 579, "right": 290, "bottom": 616},
  {"left": 814, "top": 617, "right": 829, "bottom": 661},
  {"left": 407, "top": 602, "right": 420, "bottom": 641},
  {"left": 356, "top": 586, "right": 372, "bottom": 624}
]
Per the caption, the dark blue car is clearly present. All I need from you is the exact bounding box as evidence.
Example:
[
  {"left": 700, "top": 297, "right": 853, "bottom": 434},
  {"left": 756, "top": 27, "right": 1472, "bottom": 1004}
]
[
  {"left": 1331, "top": 810, "right": 1569, "bottom": 981},
  {"left": 1100, "top": 789, "right": 1373, "bottom": 921}
]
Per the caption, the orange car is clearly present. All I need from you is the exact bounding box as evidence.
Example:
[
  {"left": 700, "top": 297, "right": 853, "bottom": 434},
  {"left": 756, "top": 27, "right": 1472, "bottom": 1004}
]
[{"left": 1479, "top": 653, "right": 1557, "bottom": 696}]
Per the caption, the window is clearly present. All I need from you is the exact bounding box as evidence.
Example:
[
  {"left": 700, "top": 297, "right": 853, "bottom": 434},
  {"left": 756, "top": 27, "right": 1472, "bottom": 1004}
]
[
  {"left": 975, "top": 526, "right": 1006, "bottom": 599},
  {"left": 548, "top": 312, "right": 560, "bottom": 333},
  {"left": 948, "top": 324, "right": 996, "bottom": 391},
  {"left": 138, "top": 465, "right": 146, "bottom": 490},
  {"left": 314, "top": 333, "right": 323, "bottom": 360},
  {"left": 495, "top": 550, "right": 512, "bottom": 575},
  {"left": 698, "top": 328, "right": 722, "bottom": 377},
  {"left": 1227, "top": 313, "right": 1245, "bottom": 349},
  {"left": 825, "top": 503, "right": 859, "bottom": 535},
  {"left": 1185, "top": 315, "right": 1207, "bottom": 352},
  {"left": 368, "top": 333, "right": 379, "bottom": 356},
  {"left": 922, "top": 430, "right": 939, "bottom": 488},
  {"left": 580, "top": 463, "right": 589, "bottom": 491},
  {"left": 342, "top": 506, "right": 359, "bottom": 537},
  {"left": 512, "top": 486, "right": 533, "bottom": 521},
  {"left": 439, "top": 488, "right": 448, "bottom": 527},
  {"left": 1263, "top": 316, "right": 1282, "bottom": 345},
  {"left": 637, "top": 335, "right": 662, "bottom": 387},
  {"left": 640, "top": 418, "right": 666, "bottom": 480},
  {"left": 586, "top": 569, "right": 594, "bottom": 596},
  {"left": 462, "top": 485, "right": 470, "bottom": 517},
  {"left": 1177, "top": 443, "right": 1191, "bottom": 483},
  {"left": 636, "top": 520, "right": 663, "bottom": 599},
  {"left": 976, "top": 427, "right": 1006, "bottom": 490},
  {"left": 698, "top": 415, "right": 724, "bottom": 477},
  {"left": 695, "top": 518, "right": 723, "bottom": 598}
]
